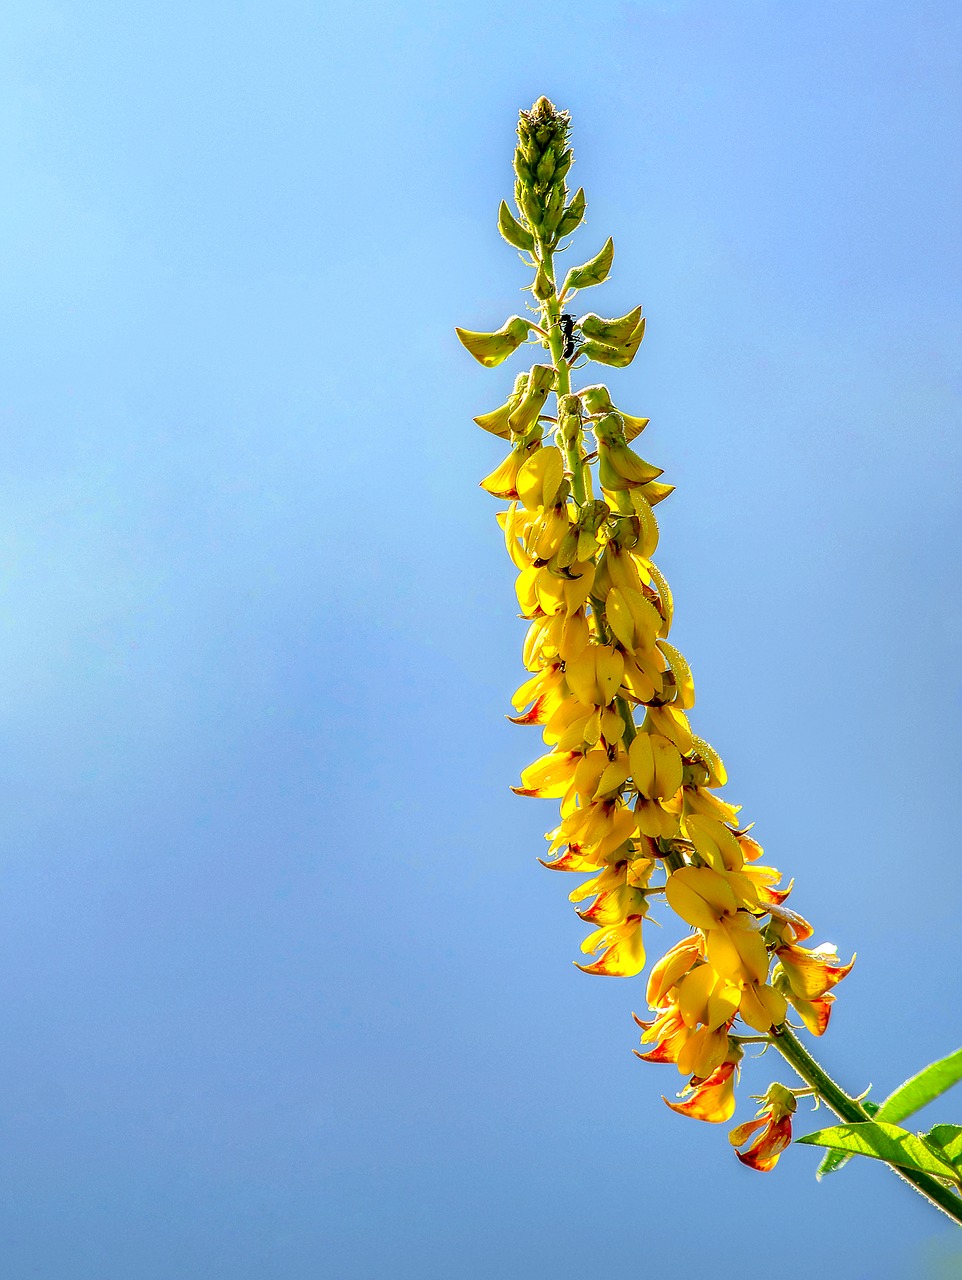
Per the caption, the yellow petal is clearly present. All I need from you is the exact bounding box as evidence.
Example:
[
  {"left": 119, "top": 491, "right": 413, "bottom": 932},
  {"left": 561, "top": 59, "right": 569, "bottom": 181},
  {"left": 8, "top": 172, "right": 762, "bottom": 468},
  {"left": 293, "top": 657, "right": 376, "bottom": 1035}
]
[{"left": 666, "top": 866, "right": 738, "bottom": 931}]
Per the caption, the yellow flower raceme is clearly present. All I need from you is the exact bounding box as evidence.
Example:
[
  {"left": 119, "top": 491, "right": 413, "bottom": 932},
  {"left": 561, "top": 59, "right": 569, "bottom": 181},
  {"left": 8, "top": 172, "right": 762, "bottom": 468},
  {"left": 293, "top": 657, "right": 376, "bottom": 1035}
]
[{"left": 462, "top": 94, "right": 852, "bottom": 1174}]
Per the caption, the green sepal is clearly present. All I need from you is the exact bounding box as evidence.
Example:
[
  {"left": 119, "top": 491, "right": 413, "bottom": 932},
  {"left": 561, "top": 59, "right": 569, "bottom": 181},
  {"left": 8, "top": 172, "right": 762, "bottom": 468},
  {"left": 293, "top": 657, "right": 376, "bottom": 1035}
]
[
  {"left": 874, "top": 1047, "right": 962, "bottom": 1125},
  {"left": 579, "top": 306, "right": 643, "bottom": 346},
  {"left": 455, "top": 316, "right": 532, "bottom": 368},
  {"left": 497, "top": 200, "right": 534, "bottom": 252},
  {"left": 556, "top": 187, "right": 586, "bottom": 238},
  {"left": 797, "top": 1121, "right": 962, "bottom": 1186},
  {"left": 561, "top": 237, "right": 614, "bottom": 296}
]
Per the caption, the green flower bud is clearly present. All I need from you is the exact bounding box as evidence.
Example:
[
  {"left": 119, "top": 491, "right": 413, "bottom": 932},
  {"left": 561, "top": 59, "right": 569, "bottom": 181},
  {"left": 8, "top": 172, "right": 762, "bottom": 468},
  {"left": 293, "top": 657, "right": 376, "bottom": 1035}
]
[
  {"left": 536, "top": 152, "right": 556, "bottom": 185},
  {"left": 541, "top": 184, "right": 567, "bottom": 237},
  {"left": 561, "top": 237, "right": 614, "bottom": 296},
  {"left": 580, "top": 316, "right": 646, "bottom": 368},
  {"left": 579, "top": 384, "right": 614, "bottom": 416},
  {"left": 507, "top": 363, "right": 555, "bottom": 435},
  {"left": 520, "top": 188, "right": 543, "bottom": 230},
  {"left": 556, "top": 187, "right": 586, "bottom": 238},
  {"left": 514, "top": 153, "right": 535, "bottom": 186},
  {"left": 553, "top": 149, "right": 573, "bottom": 184},
  {"left": 498, "top": 200, "right": 535, "bottom": 252},
  {"left": 455, "top": 315, "right": 532, "bottom": 368},
  {"left": 532, "top": 261, "right": 553, "bottom": 300},
  {"left": 579, "top": 306, "right": 643, "bottom": 346}
]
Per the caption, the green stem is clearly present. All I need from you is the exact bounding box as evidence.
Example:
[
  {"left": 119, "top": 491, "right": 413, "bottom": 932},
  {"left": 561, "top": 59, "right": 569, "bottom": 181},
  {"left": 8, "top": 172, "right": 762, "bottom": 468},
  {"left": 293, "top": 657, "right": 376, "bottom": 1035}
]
[
  {"left": 773, "top": 1025, "right": 962, "bottom": 1226},
  {"left": 539, "top": 247, "right": 589, "bottom": 506}
]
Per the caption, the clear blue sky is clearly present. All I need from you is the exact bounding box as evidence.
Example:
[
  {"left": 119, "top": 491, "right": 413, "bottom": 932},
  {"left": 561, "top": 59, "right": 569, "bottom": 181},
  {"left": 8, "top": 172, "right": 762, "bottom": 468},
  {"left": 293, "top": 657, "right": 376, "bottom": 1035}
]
[{"left": 2, "top": 2, "right": 962, "bottom": 1277}]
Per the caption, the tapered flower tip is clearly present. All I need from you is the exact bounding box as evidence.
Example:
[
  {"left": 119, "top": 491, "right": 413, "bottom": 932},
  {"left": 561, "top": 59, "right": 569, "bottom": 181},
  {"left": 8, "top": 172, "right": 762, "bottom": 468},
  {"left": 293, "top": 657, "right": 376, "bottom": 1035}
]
[{"left": 663, "top": 1061, "right": 738, "bottom": 1123}]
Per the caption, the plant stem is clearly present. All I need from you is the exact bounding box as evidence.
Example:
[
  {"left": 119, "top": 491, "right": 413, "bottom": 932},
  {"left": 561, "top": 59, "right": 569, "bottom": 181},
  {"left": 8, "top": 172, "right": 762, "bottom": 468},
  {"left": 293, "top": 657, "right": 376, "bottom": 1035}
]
[
  {"left": 773, "top": 1025, "right": 962, "bottom": 1225},
  {"left": 539, "top": 248, "right": 590, "bottom": 506}
]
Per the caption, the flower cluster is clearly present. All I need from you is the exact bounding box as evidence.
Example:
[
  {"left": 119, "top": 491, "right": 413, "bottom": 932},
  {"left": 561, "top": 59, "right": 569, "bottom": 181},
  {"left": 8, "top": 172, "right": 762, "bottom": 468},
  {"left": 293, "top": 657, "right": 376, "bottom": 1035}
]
[{"left": 459, "top": 97, "right": 852, "bottom": 1170}]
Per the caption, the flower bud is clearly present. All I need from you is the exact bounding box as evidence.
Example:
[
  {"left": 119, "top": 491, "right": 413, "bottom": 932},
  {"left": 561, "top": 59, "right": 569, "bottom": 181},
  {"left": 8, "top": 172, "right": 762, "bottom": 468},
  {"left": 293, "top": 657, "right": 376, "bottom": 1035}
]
[
  {"left": 556, "top": 187, "right": 586, "bottom": 238},
  {"left": 507, "top": 363, "right": 555, "bottom": 435},
  {"left": 579, "top": 306, "right": 643, "bottom": 346},
  {"left": 497, "top": 200, "right": 534, "bottom": 252},
  {"left": 561, "top": 237, "right": 614, "bottom": 295}
]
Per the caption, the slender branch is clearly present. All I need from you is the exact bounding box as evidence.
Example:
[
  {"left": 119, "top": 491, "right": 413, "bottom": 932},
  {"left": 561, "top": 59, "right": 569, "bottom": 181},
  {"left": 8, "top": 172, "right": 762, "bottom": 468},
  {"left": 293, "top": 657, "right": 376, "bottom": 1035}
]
[{"left": 773, "top": 1026, "right": 962, "bottom": 1226}]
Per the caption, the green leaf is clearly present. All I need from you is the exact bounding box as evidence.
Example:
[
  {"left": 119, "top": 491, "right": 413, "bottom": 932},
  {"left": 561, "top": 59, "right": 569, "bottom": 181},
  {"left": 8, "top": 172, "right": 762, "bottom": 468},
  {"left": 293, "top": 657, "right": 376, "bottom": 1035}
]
[
  {"left": 875, "top": 1048, "right": 962, "bottom": 1124},
  {"left": 798, "top": 1122, "right": 962, "bottom": 1184},
  {"left": 926, "top": 1125, "right": 962, "bottom": 1168},
  {"left": 815, "top": 1101, "right": 879, "bottom": 1180}
]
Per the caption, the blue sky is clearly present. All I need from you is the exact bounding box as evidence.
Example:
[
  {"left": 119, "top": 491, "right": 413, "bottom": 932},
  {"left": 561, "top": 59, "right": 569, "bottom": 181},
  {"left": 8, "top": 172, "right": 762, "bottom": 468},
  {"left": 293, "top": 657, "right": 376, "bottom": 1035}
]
[{"left": 1, "top": 2, "right": 962, "bottom": 1276}]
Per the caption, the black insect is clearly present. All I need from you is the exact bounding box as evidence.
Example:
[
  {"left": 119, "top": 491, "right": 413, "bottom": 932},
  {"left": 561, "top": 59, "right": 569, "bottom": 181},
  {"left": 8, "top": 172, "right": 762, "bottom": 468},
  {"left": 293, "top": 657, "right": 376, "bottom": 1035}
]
[{"left": 559, "top": 313, "right": 577, "bottom": 360}]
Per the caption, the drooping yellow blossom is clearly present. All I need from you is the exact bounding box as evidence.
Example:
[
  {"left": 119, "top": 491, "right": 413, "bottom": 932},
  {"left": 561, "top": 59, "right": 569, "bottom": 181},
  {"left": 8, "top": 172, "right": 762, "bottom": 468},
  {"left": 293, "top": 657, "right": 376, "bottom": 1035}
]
[
  {"left": 459, "top": 95, "right": 851, "bottom": 1172},
  {"left": 729, "top": 1083, "right": 798, "bottom": 1171}
]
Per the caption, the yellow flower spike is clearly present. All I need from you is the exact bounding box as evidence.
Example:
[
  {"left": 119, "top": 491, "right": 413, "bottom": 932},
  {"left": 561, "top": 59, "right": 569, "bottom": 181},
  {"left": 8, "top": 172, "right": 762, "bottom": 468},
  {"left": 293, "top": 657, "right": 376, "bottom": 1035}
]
[
  {"left": 517, "top": 444, "right": 566, "bottom": 511},
  {"left": 665, "top": 865, "right": 739, "bottom": 931},
  {"left": 706, "top": 922, "right": 770, "bottom": 985},
  {"left": 629, "top": 731, "right": 684, "bottom": 799},
  {"left": 464, "top": 100, "right": 861, "bottom": 1194},
  {"left": 685, "top": 813, "right": 744, "bottom": 871}
]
